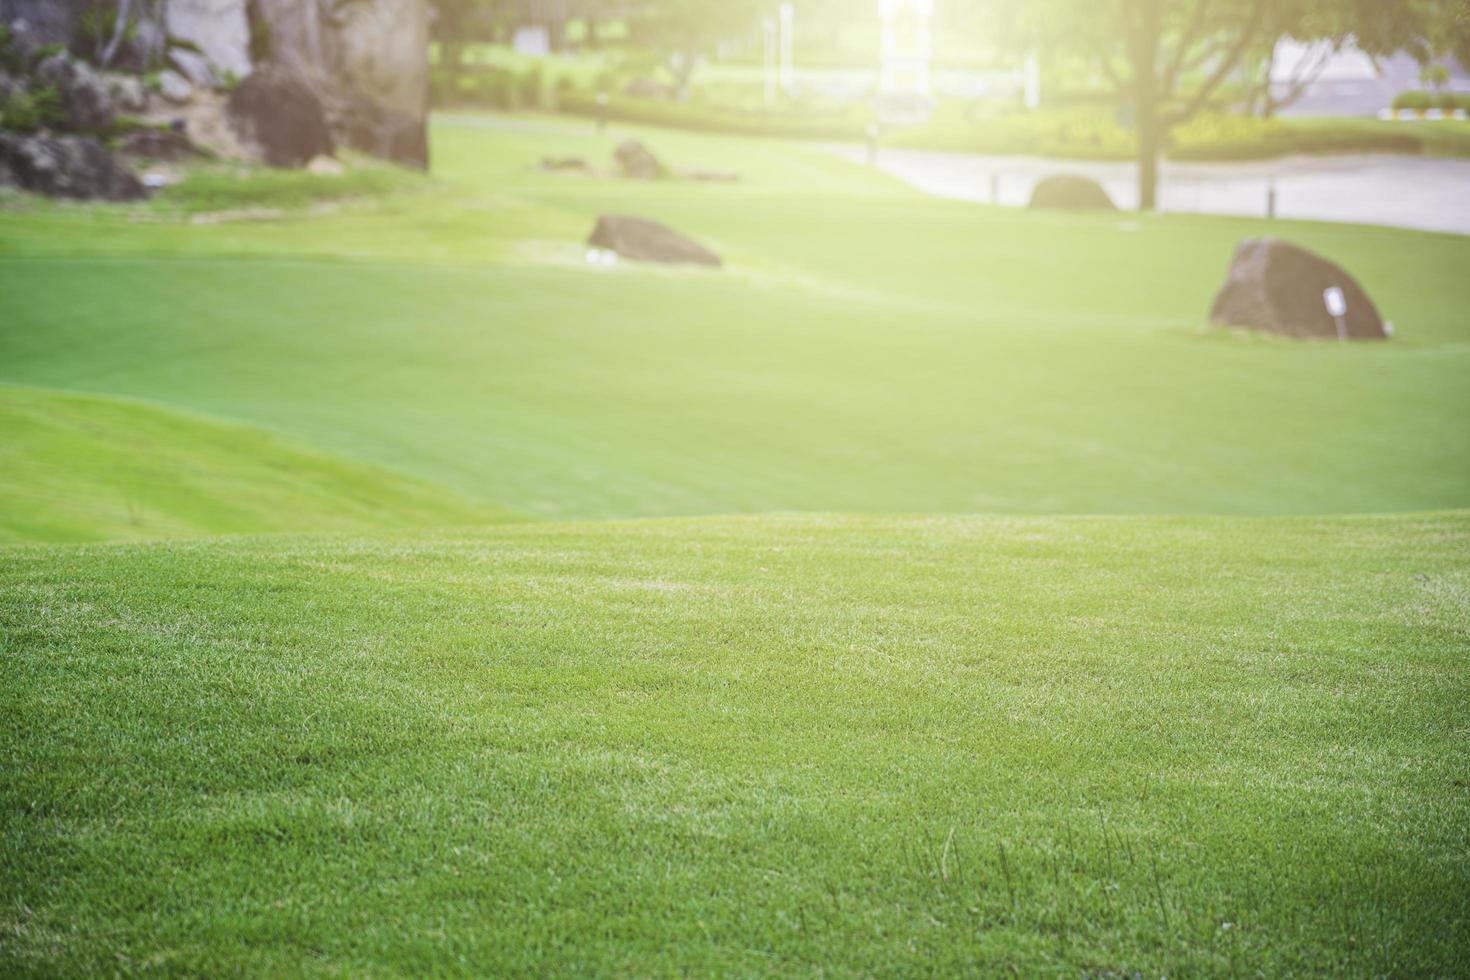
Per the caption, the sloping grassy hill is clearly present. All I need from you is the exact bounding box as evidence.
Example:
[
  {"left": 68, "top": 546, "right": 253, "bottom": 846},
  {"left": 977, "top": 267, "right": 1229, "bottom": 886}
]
[
  {"left": 3, "top": 513, "right": 1467, "bottom": 975},
  {"left": 0, "top": 386, "right": 501, "bottom": 542},
  {"left": 1, "top": 118, "right": 1467, "bottom": 522}
]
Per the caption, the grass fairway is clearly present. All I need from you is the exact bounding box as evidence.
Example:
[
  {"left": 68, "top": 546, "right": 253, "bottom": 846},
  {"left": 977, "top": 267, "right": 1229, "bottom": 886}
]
[
  {"left": 0, "top": 386, "right": 499, "bottom": 543},
  {"left": 3, "top": 513, "right": 1468, "bottom": 974},
  {"left": 2, "top": 118, "right": 1468, "bottom": 521},
  {"left": 1, "top": 115, "right": 1468, "bottom": 975}
]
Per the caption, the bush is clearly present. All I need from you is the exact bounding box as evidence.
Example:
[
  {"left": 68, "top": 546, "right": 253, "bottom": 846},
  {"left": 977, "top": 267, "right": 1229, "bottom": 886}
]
[
  {"left": 1171, "top": 113, "right": 1421, "bottom": 160},
  {"left": 0, "top": 85, "right": 65, "bottom": 134},
  {"left": 157, "top": 164, "right": 423, "bottom": 213},
  {"left": 517, "top": 65, "right": 544, "bottom": 110},
  {"left": 888, "top": 104, "right": 1135, "bottom": 161},
  {"left": 1394, "top": 90, "right": 1433, "bottom": 111},
  {"left": 1391, "top": 90, "right": 1470, "bottom": 113},
  {"left": 431, "top": 65, "right": 534, "bottom": 110},
  {"left": 558, "top": 91, "right": 870, "bottom": 142}
]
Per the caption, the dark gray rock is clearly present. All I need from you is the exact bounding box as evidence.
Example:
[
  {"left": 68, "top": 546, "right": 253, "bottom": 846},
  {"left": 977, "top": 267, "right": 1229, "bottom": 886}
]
[
  {"left": 157, "top": 68, "right": 192, "bottom": 104},
  {"left": 100, "top": 71, "right": 147, "bottom": 112},
  {"left": 226, "top": 66, "right": 333, "bottom": 167},
  {"left": 249, "top": 0, "right": 429, "bottom": 169},
  {"left": 0, "top": 132, "right": 145, "bottom": 199},
  {"left": 34, "top": 52, "right": 114, "bottom": 133},
  {"left": 1209, "top": 238, "right": 1388, "bottom": 341},
  {"left": 1028, "top": 174, "right": 1117, "bottom": 212},
  {"left": 337, "top": 95, "right": 427, "bottom": 170},
  {"left": 0, "top": 7, "right": 72, "bottom": 51},
  {"left": 115, "top": 126, "right": 197, "bottom": 162},
  {"left": 588, "top": 214, "right": 721, "bottom": 267},
  {"left": 614, "top": 139, "right": 665, "bottom": 180},
  {"left": 167, "top": 48, "right": 216, "bottom": 89},
  {"left": 541, "top": 156, "right": 593, "bottom": 173},
  {"left": 680, "top": 168, "right": 739, "bottom": 183}
]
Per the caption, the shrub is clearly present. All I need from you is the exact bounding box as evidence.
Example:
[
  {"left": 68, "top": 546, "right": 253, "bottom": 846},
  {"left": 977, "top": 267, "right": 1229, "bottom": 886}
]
[
  {"left": 517, "top": 65, "right": 544, "bottom": 109},
  {"left": 158, "top": 164, "right": 423, "bottom": 213},
  {"left": 1394, "top": 90, "right": 1435, "bottom": 111},
  {"left": 0, "top": 85, "right": 65, "bottom": 134},
  {"left": 558, "top": 91, "right": 869, "bottom": 142}
]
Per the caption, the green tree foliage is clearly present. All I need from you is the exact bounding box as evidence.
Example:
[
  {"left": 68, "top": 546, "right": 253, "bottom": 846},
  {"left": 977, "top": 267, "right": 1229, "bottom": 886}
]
[
  {"left": 624, "top": 0, "right": 764, "bottom": 96},
  {"left": 986, "top": 0, "right": 1469, "bottom": 210}
]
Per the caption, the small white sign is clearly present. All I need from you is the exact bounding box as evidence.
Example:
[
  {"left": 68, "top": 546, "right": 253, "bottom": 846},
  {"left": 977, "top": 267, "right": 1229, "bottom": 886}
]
[{"left": 1323, "top": 287, "right": 1348, "bottom": 318}]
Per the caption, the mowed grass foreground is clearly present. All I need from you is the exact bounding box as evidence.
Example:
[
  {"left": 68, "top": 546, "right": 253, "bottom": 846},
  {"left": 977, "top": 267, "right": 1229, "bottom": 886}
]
[{"left": 4, "top": 514, "right": 1468, "bottom": 975}]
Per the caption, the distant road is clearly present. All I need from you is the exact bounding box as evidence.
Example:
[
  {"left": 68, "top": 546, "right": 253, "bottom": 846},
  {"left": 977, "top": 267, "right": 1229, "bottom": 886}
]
[{"left": 825, "top": 145, "right": 1470, "bottom": 236}]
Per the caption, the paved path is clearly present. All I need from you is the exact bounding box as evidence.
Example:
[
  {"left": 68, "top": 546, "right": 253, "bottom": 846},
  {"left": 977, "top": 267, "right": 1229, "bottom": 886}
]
[{"left": 825, "top": 145, "right": 1470, "bottom": 236}]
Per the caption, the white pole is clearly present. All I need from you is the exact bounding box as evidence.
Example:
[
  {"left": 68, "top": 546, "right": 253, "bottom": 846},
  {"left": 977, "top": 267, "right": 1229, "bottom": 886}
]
[
  {"left": 779, "top": 3, "right": 795, "bottom": 95},
  {"left": 763, "top": 17, "right": 777, "bottom": 106},
  {"left": 1023, "top": 54, "right": 1041, "bottom": 110}
]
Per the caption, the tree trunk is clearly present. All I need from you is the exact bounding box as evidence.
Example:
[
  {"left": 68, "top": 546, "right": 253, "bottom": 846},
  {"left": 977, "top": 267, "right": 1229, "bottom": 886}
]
[{"left": 1128, "top": 0, "right": 1164, "bottom": 212}]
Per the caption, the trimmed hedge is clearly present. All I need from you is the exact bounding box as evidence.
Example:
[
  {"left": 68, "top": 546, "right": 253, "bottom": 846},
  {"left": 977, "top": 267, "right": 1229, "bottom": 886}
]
[
  {"left": 557, "top": 92, "right": 869, "bottom": 141},
  {"left": 1392, "top": 90, "right": 1470, "bottom": 112}
]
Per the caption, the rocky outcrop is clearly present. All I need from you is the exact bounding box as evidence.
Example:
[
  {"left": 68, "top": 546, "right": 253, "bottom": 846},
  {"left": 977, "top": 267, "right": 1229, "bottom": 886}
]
[
  {"left": 34, "top": 53, "right": 115, "bottom": 133},
  {"left": 1029, "top": 175, "right": 1118, "bottom": 212},
  {"left": 0, "top": 132, "right": 145, "bottom": 200},
  {"left": 246, "top": 0, "right": 429, "bottom": 169},
  {"left": 0, "top": 1, "right": 77, "bottom": 48},
  {"left": 1209, "top": 238, "right": 1388, "bottom": 341},
  {"left": 166, "top": 0, "right": 251, "bottom": 79},
  {"left": 226, "top": 66, "right": 333, "bottom": 167},
  {"left": 587, "top": 215, "right": 722, "bottom": 267},
  {"left": 614, "top": 139, "right": 666, "bottom": 180},
  {"left": 115, "top": 125, "right": 197, "bottom": 162}
]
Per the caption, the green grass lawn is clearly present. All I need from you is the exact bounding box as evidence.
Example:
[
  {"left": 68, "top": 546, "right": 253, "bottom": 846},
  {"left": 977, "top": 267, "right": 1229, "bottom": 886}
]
[
  {"left": 4, "top": 513, "right": 1467, "bottom": 974},
  {"left": 0, "top": 385, "right": 500, "bottom": 543},
  {"left": 1, "top": 116, "right": 1467, "bottom": 974},
  {"left": 2, "top": 118, "right": 1468, "bottom": 524}
]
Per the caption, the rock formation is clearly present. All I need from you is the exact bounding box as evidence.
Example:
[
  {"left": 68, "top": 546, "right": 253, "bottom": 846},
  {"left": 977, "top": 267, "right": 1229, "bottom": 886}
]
[
  {"left": 1209, "top": 238, "right": 1389, "bottom": 341},
  {"left": 1028, "top": 175, "right": 1118, "bottom": 212},
  {"left": 587, "top": 215, "right": 722, "bottom": 267},
  {"left": 245, "top": 0, "right": 429, "bottom": 168},
  {"left": 0, "top": 132, "right": 146, "bottom": 200}
]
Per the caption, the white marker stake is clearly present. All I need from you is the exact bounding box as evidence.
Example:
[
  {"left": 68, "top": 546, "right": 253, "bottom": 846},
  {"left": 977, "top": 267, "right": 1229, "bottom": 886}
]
[{"left": 1324, "top": 287, "right": 1348, "bottom": 343}]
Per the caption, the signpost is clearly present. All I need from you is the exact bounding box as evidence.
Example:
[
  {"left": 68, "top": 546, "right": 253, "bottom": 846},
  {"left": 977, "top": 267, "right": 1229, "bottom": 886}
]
[{"left": 1324, "top": 287, "right": 1349, "bottom": 342}]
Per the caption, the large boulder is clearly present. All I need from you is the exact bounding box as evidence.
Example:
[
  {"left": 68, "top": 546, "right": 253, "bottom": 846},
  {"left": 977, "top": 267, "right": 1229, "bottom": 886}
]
[
  {"left": 247, "top": 0, "right": 428, "bottom": 168},
  {"left": 100, "top": 70, "right": 148, "bottom": 113},
  {"left": 1209, "top": 238, "right": 1388, "bottom": 341},
  {"left": 337, "top": 95, "right": 428, "bottom": 170},
  {"left": 167, "top": 48, "right": 217, "bottom": 90},
  {"left": 226, "top": 66, "right": 333, "bottom": 167},
  {"left": 34, "top": 52, "right": 114, "bottom": 133},
  {"left": 0, "top": 3, "right": 75, "bottom": 49},
  {"left": 1029, "top": 174, "right": 1117, "bottom": 212},
  {"left": 0, "top": 132, "right": 145, "bottom": 200},
  {"left": 166, "top": 0, "right": 251, "bottom": 79},
  {"left": 614, "top": 139, "right": 665, "bottom": 180},
  {"left": 588, "top": 214, "right": 721, "bottom": 267},
  {"left": 3, "top": 1, "right": 166, "bottom": 70},
  {"left": 157, "top": 69, "right": 192, "bottom": 104},
  {"left": 115, "top": 125, "right": 198, "bottom": 162}
]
